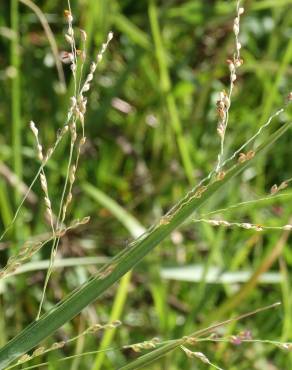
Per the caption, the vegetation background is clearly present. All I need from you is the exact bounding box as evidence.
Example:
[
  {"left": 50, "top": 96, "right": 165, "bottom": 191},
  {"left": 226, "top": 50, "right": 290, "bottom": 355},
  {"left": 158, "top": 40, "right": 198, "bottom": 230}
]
[{"left": 0, "top": 0, "right": 292, "bottom": 369}]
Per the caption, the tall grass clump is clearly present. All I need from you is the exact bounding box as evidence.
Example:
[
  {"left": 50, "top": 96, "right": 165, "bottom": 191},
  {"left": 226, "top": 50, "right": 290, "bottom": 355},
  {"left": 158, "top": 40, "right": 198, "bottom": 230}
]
[{"left": 0, "top": 0, "right": 291, "bottom": 369}]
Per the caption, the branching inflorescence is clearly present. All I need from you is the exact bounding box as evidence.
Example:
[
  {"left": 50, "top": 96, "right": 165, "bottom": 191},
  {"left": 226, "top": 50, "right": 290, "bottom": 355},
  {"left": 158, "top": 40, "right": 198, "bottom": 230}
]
[
  {"left": 215, "top": 2, "right": 244, "bottom": 172},
  {"left": 0, "top": 1, "right": 113, "bottom": 321},
  {"left": 36, "top": 4, "right": 113, "bottom": 319},
  {"left": 0, "top": 1, "right": 291, "bottom": 369}
]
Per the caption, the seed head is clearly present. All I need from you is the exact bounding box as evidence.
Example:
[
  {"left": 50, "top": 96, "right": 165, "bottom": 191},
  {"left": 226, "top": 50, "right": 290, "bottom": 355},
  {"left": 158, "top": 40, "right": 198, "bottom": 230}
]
[
  {"left": 238, "top": 7, "right": 244, "bottom": 15},
  {"left": 64, "top": 9, "right": 73, "bottom": 23},
  {"left": 30, "top": 121, "right": 38, "bottom": 137},
  {"left": 80, "top": 29, "right": 87, "bottom": 42}
]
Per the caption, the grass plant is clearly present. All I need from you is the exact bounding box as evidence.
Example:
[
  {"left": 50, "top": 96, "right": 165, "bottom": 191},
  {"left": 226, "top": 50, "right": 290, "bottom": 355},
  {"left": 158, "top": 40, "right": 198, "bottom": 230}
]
[{"left": 0, "top": 0, "right": 291, "bottom": 369}]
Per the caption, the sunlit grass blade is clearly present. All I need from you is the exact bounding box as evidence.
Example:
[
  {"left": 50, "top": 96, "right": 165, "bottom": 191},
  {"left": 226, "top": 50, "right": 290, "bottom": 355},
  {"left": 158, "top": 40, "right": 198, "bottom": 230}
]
[
  {"left": 3, "top": 257, "right": 110, "bottom": 278},
  {"left": 161, "top": 265, "right": 282, "bottom": 284}
]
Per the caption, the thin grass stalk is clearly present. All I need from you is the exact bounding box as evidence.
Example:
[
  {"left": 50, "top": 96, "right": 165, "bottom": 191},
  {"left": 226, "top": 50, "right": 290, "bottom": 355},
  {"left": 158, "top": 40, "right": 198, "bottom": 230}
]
[
  {"left": 36, "top": 1, "right": 80, "bottom": 318},
  {"left": 0, "top": 130, "right": 68, "bottom": 242},
  {"left": 19, "top": 0, "right": 66, "bottom": 90},
  {"left": 92, "top": 272, "right": 132, "bottom": 370},
  {"left": 36, "top": 140, "right": 75, "bottom": 319},
  {"left": 0, "top": 120, "right": 290, "bottom": 369},
  {"left": 10, "top": 0, "right": 22, "bottom": 240},
  {"left": 36, "top": 7, "right": 114, "bottom": 318},
  {"left": 201, "top": 191, "right": 292, "bottom": 218},
  {"left": 148, "top": 0, "right": 194, "bottom": 183},
  {"left": 203, "top": 222, "right": 291, "bottom": 325},
  {"left": 119, "top": 340, "right": 182, "bottom": 370}
]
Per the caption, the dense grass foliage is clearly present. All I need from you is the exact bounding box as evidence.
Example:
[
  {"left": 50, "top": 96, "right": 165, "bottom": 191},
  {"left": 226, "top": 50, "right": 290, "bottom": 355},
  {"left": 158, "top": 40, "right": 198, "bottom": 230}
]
[{"left": 0, "top": 0, "right": 292, "bottom": 369}]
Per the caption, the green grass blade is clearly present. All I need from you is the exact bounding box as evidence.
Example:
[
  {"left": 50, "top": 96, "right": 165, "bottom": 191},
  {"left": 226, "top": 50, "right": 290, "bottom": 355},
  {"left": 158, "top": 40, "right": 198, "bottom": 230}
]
[
  {"left": 0, "top": 121, "right": 290, "bottom": 369},
  {"left": 10, "top": 0, "right": 22, "bottom": 195},
  {"left": 82, "top": 183, "right": 145, "bottom": 238},
  {"left": 260, "top": 38, "right": 292, "bottom": 124},
  {"left": 148, "top": 0, "right": 194, "bottom": 183},
  {"left": 0, "top": 179, "right": 13, "bottom": 230},
  {"left": 92, "top": 271, "right": 131, "bottom": 370},
  {"left": 161, "top": 265, "right": 282, "bottom": 284},
  {"left": 5, "top": 257, "right": 111, "bottom": 277},
  {"left": 82, "top": 184, "right": 146, "bottom": 370},
  {"left": 10, "top": 0, "right": 22, "bottom": 241},
  {"left": 113, "top": 13, "right": 151, "bottom": 50}
]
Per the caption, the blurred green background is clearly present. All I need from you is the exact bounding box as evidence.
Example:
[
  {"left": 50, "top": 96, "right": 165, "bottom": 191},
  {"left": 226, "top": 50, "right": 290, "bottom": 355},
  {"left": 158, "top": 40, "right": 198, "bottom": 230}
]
[{"left": 0, "top": 0, "right": 292, "bottom": 369}]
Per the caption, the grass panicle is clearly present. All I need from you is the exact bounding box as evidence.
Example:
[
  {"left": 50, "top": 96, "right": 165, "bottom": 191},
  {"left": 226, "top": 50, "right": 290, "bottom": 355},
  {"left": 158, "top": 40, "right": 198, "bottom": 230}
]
[{"left": 0, "top": 1, "right": 291, "bottom": 369}]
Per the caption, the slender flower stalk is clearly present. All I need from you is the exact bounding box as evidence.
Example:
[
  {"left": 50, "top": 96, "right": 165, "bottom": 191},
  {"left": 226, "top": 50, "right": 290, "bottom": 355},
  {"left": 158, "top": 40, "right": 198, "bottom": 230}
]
[
  {"left": 215, "top": 0, "right": 244, "bottom": 172},
  {"left": 36, "top": 2, "right": 114, "bottom": 319}
]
